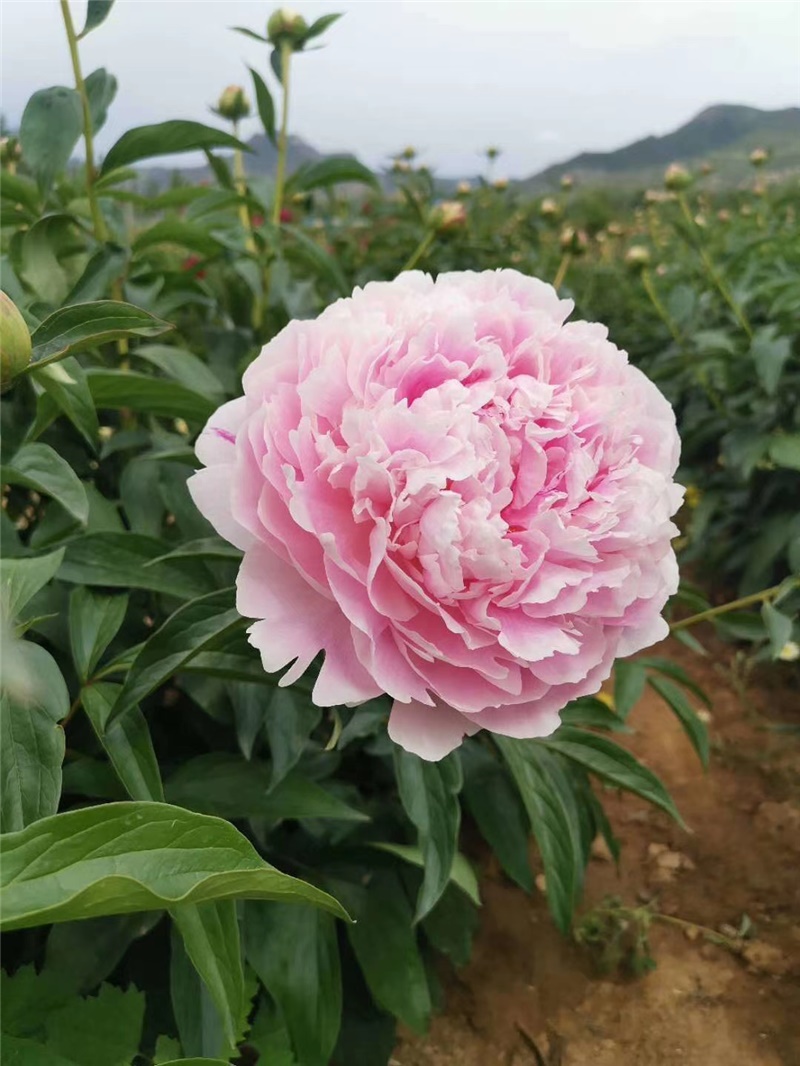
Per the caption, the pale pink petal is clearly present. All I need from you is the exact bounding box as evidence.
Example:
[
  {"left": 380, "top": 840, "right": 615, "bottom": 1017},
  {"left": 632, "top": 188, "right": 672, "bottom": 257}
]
[{"left": 388, "top": 698, "right": 480, "bottom": 761}]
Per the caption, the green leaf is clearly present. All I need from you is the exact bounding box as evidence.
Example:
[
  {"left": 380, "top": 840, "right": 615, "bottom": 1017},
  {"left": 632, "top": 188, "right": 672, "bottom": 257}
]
[
  {"left": 613, "top": 659, "right": 647, "bottom": 719},
  {"left": 30, "top": 301, "right": 173, "bottom": 368},
  {"left": 143, "top": 537, "right": 241, "bottom": 567},
  {"left": 461, "top": 743, "right": 533, "bottom": 892},
  {"left": 69, "top": 588, "right": 128, "bottom": 681},
  {"left": 300, "top": 12, "right": 343, "bottom": 43},
  {"left": 769, "top": 434, "right": 800, "bottom": 471},
  {"left": 64, "top": 244, "right": 128, "bottom": 305},
  {"left": 231, "top": 25, "right": 269, "bottom": 43},
  {"left": 647, "top": 676, "right": 710, "bottom": 768},
  {"left": 19, "top": 214, "right": 75, "bottom": 305},
  {"left": 82, "top": 682, "right": 164, "bottom": 802},
  {"left": 169, "top": 921, "right": 228, "bottom": 1061},
  {"left": 244, "top": 901, "right": 342, "bottom": 1066},
  {"left": 559, "top": 697, "right": 630, "bottom": 733},
  {"left": 393, "top": 749, "right": 462, "bottom": 921},
  {"left": 761, "top": 601, "right": 794, "bottom": 659},
  {"left": 0, "top": 548, "right": 64, "bottom": 620},
  {"left": 539, "top": 728, "right": 684, "bottom": 826},
  {"left": 31, "top": 358, "right": 100, "bottom": 449},
  {"left": 59, "top": 532, "right": 212, "bottom": 599},
  {"left": 263, "top": 687, "right": 321, "bottom": 787},
  {"left": 2, "top": 443, "right": 88, "bottom": 525},
  {"left": 249, "top": 68, "right": 276, "bottom": 146},
  {"left": 87, "top": 369, "right": 214, "bottom": 422},
  {"left": 0, "top": 800, "right": 349, "bottom": 931},
  {"left": 0, "top": 172, "right": 40, "bottom": 213},
  {"left": 0, "top": 642, "right": 68, "bottom": 833},
  {"left": 101, "top": 121, "right": 249, "bottom": 176},
  {"left": 637, "top": 656, "right": 711, "bottom": 706},
  {"left": 288, "top": 156, "right": 378, "bottom": 195},
  {"left": 421, "top": 883, "right": 478, "bottom": 968},
  {"left": 347, "top": 870, "right": 431, "bottom": 1034},
  {"left": 165, "top": 754, "right": 367, "bottom": 822},
  {"left": 371, "top": 843, "right": 479, "bottom": 906},
  {"left": 108, "top": 589, "right": 245, "bottom": 726},
  {"left": 79, "top": 0, "right": 115, "bottom": 38},
  {"left": 44, "top": 982, "right": 145, "bottom": 1066},
  {"left": 284, "top": 225, "right": 348, "bottom": 294},
  {"left": 44, "top": 912, "right": 161, "bottom": 995},
  {"left": 751, "top": 324, "right": 792, "bottom": 396},
  {"left": 84, "top": 68, "right": 117, "bottom": 133},
  {"left": 171, "top": 901, "right": 244, "bottom": 1058},
  {"left": 19, "top": 87, "right": 83, "bottom": 193},
  {"left": 132, "top": 345, "right": 225, "bottom": 401},
  {"left": 1, "top": 963, "right": 72, "bottom": 1038},
  {"left": 496, "top": 738, "right": 585, "bottom": 933},
  {"left": 133, "top": 219, "right": 226, "bottom": 258},
  {"left": 0, "top": 1034, "right": 81, "bottom": 1065}
]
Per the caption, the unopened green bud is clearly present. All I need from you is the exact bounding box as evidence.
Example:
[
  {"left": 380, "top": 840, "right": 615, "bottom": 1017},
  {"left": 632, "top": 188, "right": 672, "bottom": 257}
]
[
  {"left": 664, "top": 163, "right": 692, "bottom": 192},
  {"left": 0, "top": 292, "right": 32, "bottom": 391},
  {"left": 215, "top": 85, "right": 251, "bottom": 122},
  {"left": 267, "top": 7, "right": 308, "bottom": 46},
  {"left": 625, "top": 245, "right": 651, "bottom": 272},
  {"left": 429, "top": 201, "right": 467, "bottom": 233},
  {"left": 539, "top": 197, "right": 560, "bottom": 220},
  {"left": 749, "top": 147, "right": 769, "bottom": 167},
  {"left": 559, "top": 226, "right": 587, "bottom": 255},
  {"left": 560, "top": 174, "right": 574, "bottom": 190}
]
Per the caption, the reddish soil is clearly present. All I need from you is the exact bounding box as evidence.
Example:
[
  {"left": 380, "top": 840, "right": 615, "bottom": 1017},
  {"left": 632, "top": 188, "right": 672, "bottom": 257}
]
[{"left": 395, "top": 635, "right": 800, "bottom": 1066}]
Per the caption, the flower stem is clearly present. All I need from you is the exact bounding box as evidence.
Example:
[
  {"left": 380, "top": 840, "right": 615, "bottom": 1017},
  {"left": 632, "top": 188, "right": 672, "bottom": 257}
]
[
  {"left": 553, "top": 252, "right": 571, "bottom": 291},
  {"left": 641, "top": 268, "right": 684, "bottom": 347},
  {"left": 233, "top": 120, "right": 257, "bottom": 255},
  {"left": 59, "top": 0, "right": 107, "bottom": 243},
  {"left": 677, "top": 192, "right": 752, "bottom": 339},
  {"left": 670, "top": 579, "right": 798, "bottom": 633},
  {"left": 271, "top": 41, "right": 293, "bottom": 227},
  {"left": 402, "top": 230, "right": 435, "bottom": 271}
]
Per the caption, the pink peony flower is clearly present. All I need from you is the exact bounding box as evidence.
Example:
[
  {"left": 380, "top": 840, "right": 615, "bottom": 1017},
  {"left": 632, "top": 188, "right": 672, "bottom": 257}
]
[{"left": 189, "top": 271, "right": 682, "bottom": 761}]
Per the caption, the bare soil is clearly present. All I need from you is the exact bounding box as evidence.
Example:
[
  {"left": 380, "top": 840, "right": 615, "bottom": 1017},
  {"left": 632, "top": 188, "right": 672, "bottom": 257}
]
[{"left": 395, "top": 636, "right": 800, "bottom": 1066}]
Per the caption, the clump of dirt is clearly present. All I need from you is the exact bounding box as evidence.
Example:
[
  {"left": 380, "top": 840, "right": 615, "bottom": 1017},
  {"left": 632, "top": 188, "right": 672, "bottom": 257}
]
[{"left": 395, "top": 637, "right": 800, "bottom": 1066}]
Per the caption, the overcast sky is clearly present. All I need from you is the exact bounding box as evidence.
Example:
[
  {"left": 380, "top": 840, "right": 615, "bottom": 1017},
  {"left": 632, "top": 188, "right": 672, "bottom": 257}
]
[{"left": 1, "top": 1, "right": 798, "bottom": 177}]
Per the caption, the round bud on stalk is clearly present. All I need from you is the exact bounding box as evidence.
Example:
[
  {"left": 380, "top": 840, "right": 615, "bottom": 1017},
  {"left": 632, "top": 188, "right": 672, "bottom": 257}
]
[
  {"left": 216, "top": 85, "right": 251, "bottom": 122},
  {"left": 778, "top": 641, "right": 800, "bottom": 662},
  {"left": 606, "top": 221, "right": 624, "bottom": 237},
  {"left": 428, "top": 201, "right": 467, "bottom": 233},
  {"left": 664, "top": 163, "right": 692, "bottom": 192},
  {"left": 485, "top": 146, "right": 501, "bottom": 162},
  {"left": 624, "top": 245, "right": 651, "bottom": 272},
  {"left": 717, "top": 209, "right": 731, "bottom": 223},
  {"left": 492, "top": 177, "right": 509, "bottom": 191},
  {"left": 560, "top": 174, "right": 574, "bottom": 190},
  {"left": 456, "top": 180, "right": 472, "bottom": 196},
  {"left": 749, "top": 147, "right": 769, "bottom": 167},
  {"left": 559, "top": 226, "right": 587, "bottom": 255},
  {"left": 401, "top": 146, "right": 417, "bottom": 161},
  {"left": 267, "top": 8, "right": 308, "bottom": 47},
  {"left": 0, "top": 136, "right": 22, "bottom": 169},
  {"left": 391, "top": 159, "right": 411, "bottom": 174},
  {"left": 539, "top": 197, "right": 560, "bottom": 220},
  {"left": 0, "top": 292, "right": 32, "bottom": 391}
]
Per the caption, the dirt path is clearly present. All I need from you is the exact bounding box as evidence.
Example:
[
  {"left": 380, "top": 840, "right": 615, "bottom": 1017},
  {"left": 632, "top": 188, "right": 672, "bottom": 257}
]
[{"left": 395, "top": 637, "right": 800, "bottom": 1066}]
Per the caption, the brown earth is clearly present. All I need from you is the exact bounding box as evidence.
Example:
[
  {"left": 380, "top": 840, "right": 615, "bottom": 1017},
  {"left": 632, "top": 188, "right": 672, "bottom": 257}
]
[{"left": 395, "top": 635, "right": 800, "bottom": 1066}]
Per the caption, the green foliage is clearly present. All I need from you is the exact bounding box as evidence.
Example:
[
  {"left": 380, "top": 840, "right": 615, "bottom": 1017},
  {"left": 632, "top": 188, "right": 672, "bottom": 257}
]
[{"left": 1, "top": 3, "right": 796, "bottom": 1064}]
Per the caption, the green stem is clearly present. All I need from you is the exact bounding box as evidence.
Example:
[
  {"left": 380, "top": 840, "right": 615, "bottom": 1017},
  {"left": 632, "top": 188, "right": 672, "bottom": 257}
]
[
  {"left": 402, "top": 230, "right": 435, "bottom": 271},
  {"left": 60, "top": 0, "right": 107, "bottom": 242},
  {"left": 271, "top": 41, "right": 293, "bottom": 227},
  {"left": 670, "top": 579, "right": 797, "bottom": 633},
  {"left": 677, "top": 192, "right": 752, "bottom": 339},
  {"left": 641, "top": 268, "right": 684, "bottom": 347},
  {"left": 553, "top": 252, "right": 572, "bottom": 291},
  {"left": 233, "top": 120, "right": 256, "bottom": 254}
]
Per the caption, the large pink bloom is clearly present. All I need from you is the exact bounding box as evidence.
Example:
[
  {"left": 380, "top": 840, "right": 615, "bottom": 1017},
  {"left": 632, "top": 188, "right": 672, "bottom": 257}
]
[{"left": 189, "top": 271, "right": 682, "bottom": 761}]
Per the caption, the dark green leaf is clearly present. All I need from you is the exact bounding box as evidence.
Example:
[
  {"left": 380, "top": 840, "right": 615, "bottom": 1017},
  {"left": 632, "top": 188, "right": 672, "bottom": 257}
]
[
  {"left": 133, "top": 220, "right": 226, "bottom": 258},
  {"left": 64, "top": 244, "right": 128, "bottom": 305},
  {"left": 372, "top": 843, "right": 479, "bottom": 905},
  {"left": 231, "top": 25, "right": 269, "bottom": 42},
  {"left": 82, "top": 682, "right": 164, "bottom": 802},
  {"left": 300, "top": 13, "right": 343, "bottom": 44},
  {"left": 87, "top": 369, "right": 214, "bottom": 422},
  {"left": 132, "top": 345, "right": 226, "bottom": 401},
  {"left": 751, "top": 325, "right": 792, "bottom": 396},
  {"left": 421, "top": 883, "right": 478, "bottom": 967},
  {"left": 84, "top": 68, "right": 117, "bottom": 133},
  {"left": 108, "top": 589, "right": 245, "bottom": 726},
  {"left": 101, "top": 121, "right": 249, "bottom": 177},
  {"left": 288, "top": 156, "right": 378, "bottom": 194},
  {"left": 44, "top": 912, "right": 160, "bottom": 995},
  {"left": 249, "top": 68, "right": 276, "bottom": 146},
  {"left": 31, "top": 358, "right": 100, "bottom": 449},
  {"left": 284, "top": 225, "right": 348, "bottom": 294},
  {"left": 59, "top": 532, "right": 213, "bottom": 599},
  {"left": 496, "top": 738, "right": 585, "bottom": 933},
  {"left": 769, "top": 435, "right": 800, "bottom": 471},
  {"left": 761, "top": 601, "right": 794, "bottom": 659},
  {"left": 540, "top": 728, "right": 684, "bottom": 826},
  {"left": 0, "top": 548, "right": 64, "bottom": 620},
  {"left": 19, "top": 87, "right": 83, "bottom": 193},
  {"left": 169, "top": 920, "right": 228, "bottom": 1061},
  {"left": 613, "top": 660, "right": 647, "bottom": 719},
  {"left": 2, "top": 442, "right": 88, "bottom": 524},
  {"left": 393, "top": 749, "right": 462, "bottom": 921},
  {"left": 244, "top": 901, "right": 342, "bottom": 1066},
  {"left": 637, "top": 657, "right": 711, "bottom": 706},
  {"left": 69, "top": 587, "right": 128, "bottom": 681},
  {"left": 0, "top": 801, "right": 349, "bottom": 931},
  {"left": 44, "top": 982, "right": 145, "bottom": 1066},
  {"left": 79, "top": 0, "right": 115, "bottom": 38},
  {"left": 647, "top": 676, "right": 710, "bottom": 768},
  {"left": 559, "top": 697, "right": 630, "bottom": 733},
  {"left": 0, "top": 642, "right": 68, "bottom": 832},
  {"left": 264, "top": 687, "right": 321, "bottom": 787},
  {"left": 30, "top": 301, "right": 172, "bottom": 368}
]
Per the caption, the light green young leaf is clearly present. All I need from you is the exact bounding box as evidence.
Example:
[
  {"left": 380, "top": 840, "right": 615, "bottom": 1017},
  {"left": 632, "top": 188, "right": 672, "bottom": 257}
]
[
  {"left": 30, "top": 301, "right": 172, "bottom": 368},
  {"left": 0, "top": 548, "right": 64, "bottom": 620}
]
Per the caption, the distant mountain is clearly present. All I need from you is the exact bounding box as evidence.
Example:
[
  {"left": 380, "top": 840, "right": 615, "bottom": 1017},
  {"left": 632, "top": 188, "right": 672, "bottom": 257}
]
[{"left": 518, "top": 104, "right": 800, "bottom": 192}]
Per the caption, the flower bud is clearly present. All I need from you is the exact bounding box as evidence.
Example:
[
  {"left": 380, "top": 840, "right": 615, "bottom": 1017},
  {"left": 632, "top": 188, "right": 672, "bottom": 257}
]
[
  {"left": 624, "top": 245, "right": 651, "bottom": 272},
  {"left": 749, "top": 147, "right": 769, "bottom": 167},
  {"left": 683, "top": 484, "right": 702, "bottom": 509},
  {"left": 267, "top": 7, "right": 308, "bottom": 46},
  {"left": 539, "top": 197, "right": 560, "bottom": 220},
  {"left": 559, "top": 226, "right": 587, "bottom": 255},
  {"left": 485, "top": 146, "right": 501, "bottom": 162},
  {"left": 778, "top": 641, "right": 800, "bottom": 662},
  {"left": 699, "top": 161, "right": 714, "bottom": 176},
  {"left": 401, "top": 146, "right": 417, "bottom": 161},
  {"left": 1, "top": 293, "right": 32, "bottom": 391},
  {"left": 216, "top": 85, "right": 251, "bottom": 122},
  {"left": 664, "top": 163, "right": 692, "bottom": 192},
  {"left": 456, "top": 180, "right": 472, "bottom": 196},
  {"left": 428, "top": 201, "right": 467, "bottom": 233},
  {"left": 391, "top": 159, "right": 411, "bottom": 175},
  {"left": 0, "top": 136, "right": 22, "bottom": 170},
  {"left": 560, "top": 174, "right": 574, "bottom": 190},
  {"left": 717, "top": 209, "right": 731, "bottom": 224},
  {"left": 492, "top": 177, "right": 509, "bottom": 191},
  {"left": 606, "top": 221, "right": 624, "bottom": 237}
]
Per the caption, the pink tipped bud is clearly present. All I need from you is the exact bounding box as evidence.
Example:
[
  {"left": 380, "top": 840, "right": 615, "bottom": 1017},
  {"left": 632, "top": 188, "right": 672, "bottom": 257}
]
[
  {"left": 216, "top": 85, "right": 251, "bottom": 122},
  {"left": 560, "top": 174, "right": 574, "bottom": 190},
  {"left": 429, "top": 201, "right": 467, "bottom": 233},
  {"left": 664, "top": 163, "right": 692, "bottom": 192},
  {"left": 749, "top": 147, "right": 769, "bottom": 167},
  {"left": 539, "top": 197, "right": 560, "bottom": 219}
]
